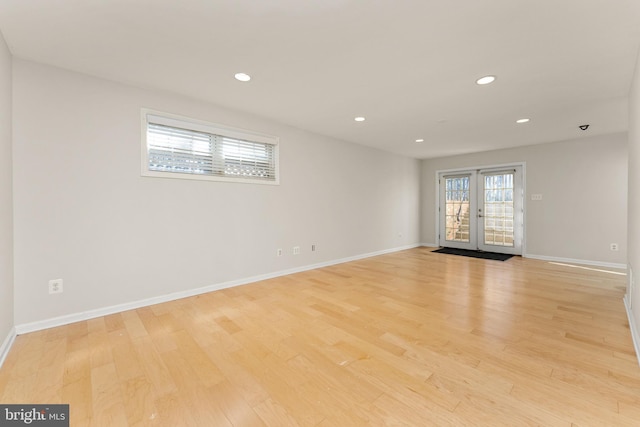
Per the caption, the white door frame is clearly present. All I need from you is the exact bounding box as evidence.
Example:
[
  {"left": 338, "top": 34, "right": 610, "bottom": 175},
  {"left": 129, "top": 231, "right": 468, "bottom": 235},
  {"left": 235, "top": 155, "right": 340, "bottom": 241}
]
[
  {"left": 435, "top": 162, "right": 526, "bottom": 255},
  {"left": 476, "top": 166, "right": 523, "bottom": 255},
  {"left": 437, "top": 172, "right": 478, "bottom": 250}
]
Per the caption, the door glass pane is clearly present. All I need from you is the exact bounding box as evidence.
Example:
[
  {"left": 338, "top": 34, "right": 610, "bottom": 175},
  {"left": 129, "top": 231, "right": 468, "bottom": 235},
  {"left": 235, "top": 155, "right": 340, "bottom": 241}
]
[
  {"left": 483, "top": 172, "right": 515, "bottom": 247},
  {"left": 445, "top": 176, "right": 470, "bottom": 242}
]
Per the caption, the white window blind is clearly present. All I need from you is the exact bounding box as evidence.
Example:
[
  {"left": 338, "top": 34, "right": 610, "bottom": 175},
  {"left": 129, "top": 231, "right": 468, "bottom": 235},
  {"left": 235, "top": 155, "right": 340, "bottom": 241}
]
[{"left": 142, "top": 111, "right": 279, "bottom": 184}]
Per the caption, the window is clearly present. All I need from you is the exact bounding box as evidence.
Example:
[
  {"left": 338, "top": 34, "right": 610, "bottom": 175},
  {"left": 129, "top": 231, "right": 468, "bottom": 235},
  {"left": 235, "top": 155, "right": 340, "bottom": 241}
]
[{"left": 141, "top": 110, "right": 279, "bottom": 184}]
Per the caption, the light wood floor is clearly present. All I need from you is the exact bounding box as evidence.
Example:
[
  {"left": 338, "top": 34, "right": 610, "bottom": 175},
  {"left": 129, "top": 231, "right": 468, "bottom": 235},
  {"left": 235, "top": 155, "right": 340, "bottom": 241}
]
[{"left": 1, "top": 247, "right": 639, "bottom": 426}]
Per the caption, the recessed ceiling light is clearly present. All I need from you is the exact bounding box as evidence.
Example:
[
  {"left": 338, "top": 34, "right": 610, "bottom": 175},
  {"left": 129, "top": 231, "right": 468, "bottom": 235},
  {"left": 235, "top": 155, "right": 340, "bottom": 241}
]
[
  {"left": 516, "top": 118, "right": 530, "bottom": 124},
  {"left": 476, "top": 75, "right": 496, "bottom": 85},
  {"left": 354, "top": 117, "right": 366, "bottom": 122},
  {"left": 234, "top": 72, "right": 251, "bottom": 82},
  {"left": 415, "top": 139, "right": 424, "bottom": 143}
]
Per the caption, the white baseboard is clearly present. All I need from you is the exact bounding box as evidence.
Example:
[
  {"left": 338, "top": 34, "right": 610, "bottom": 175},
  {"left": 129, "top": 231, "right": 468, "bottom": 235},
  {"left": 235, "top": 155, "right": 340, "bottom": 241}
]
[
  {"left": 15, "top": 243, "right": 422, "bottom": 335},
  {"left": 0, "top": 327, "right": 17, "bottom": 369},
  {"left": 524, "top": 253, "right": 626, "bottom": 270},
  {"left": 624, "top": 294, "right": 640, "bottom": 367},
  {"left": 420, "top": 242, "right": 439, "bottom": 248}
]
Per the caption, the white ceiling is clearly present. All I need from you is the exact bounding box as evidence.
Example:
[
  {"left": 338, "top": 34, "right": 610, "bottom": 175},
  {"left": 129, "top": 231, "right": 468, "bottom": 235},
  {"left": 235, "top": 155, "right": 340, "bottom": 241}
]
[{"left": 1, "top": 0, "right": 639, "bottom": 159}]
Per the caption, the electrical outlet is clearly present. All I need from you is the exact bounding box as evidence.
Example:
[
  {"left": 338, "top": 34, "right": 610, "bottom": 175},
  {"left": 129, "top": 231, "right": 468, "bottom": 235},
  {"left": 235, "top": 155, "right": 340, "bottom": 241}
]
[
  {"left": 610, "top": 243, "right": 619, "bottom": 251},
  {"left": 49, "top": 279, "right": 63, "bottom": 294},
  {"left": 277, "top": 248, "right": 283, "bottom": 257},
  {"left": 293, "top": 246, "right": 300, "bottom": 255}
]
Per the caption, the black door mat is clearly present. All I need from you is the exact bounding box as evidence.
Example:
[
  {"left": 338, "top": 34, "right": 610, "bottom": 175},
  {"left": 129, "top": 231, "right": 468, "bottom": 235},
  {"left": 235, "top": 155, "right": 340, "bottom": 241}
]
[{"left": 432, "top": 247, "right": 514, "bottom": 261}]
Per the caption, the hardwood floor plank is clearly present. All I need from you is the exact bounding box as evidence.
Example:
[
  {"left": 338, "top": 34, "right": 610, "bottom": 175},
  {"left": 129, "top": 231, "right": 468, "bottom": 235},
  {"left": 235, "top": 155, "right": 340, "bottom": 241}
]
[
  {"left": 104, "top": 313, "right": 125, "bottom": 333},
  {"left": 232, "top": 349, "right": 325, "bottom": 427},
  {"left": 281, "top": 333, "right": 384, "bottom": 404},
  {"left": 120, "top": 375, "right": 158, "bottom": 426},
  {"left": 368, "top": 391, "right": 459, "bottom": 427},
  {"left": 32, "top": 339, "right": 66, "bottom": 403},
  {"left": 130, "top": 336, "right": 175, "bottom": 397},
  {"left": 90, "top": 363, "right": 128, "bottom": 427},
  {"left": 108, "top": 329, "right": 145, "bottom": 382},
  {"left": 203, "top": 344, "right": 270, "bottom": 408},
  {"left": 153, "top": 391, "right": 198, "bottom": 426},
  {"left": 207, "top": 380, "right": 266, "bottom": 427},
  {"left": 252, "top": 398, "right": 301, "bottom": 427}
]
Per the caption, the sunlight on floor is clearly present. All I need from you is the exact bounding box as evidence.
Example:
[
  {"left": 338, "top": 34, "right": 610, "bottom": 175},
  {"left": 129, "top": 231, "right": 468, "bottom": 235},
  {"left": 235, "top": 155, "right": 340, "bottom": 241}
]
[{"left": 548, "top": 262, "right": 627, "bottom": 276}]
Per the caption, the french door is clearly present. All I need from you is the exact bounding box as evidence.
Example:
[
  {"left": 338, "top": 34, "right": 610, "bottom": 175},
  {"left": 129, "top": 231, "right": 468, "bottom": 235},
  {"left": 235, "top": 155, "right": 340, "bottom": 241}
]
[{"left": 438, "top": 166, "right": 523, "bottom": 255}]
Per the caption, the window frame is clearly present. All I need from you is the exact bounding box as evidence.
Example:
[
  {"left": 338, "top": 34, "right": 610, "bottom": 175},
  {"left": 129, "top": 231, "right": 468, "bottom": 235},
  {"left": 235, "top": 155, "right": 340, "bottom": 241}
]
[{"left": 141, "top": 109, "right": 280, "bottom": 185}]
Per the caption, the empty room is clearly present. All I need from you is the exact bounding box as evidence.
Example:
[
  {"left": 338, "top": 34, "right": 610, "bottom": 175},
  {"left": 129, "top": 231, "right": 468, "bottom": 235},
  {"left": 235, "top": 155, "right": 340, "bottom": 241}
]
[{"left": 1, "top": 1, "right": 640, "bottom": 426}]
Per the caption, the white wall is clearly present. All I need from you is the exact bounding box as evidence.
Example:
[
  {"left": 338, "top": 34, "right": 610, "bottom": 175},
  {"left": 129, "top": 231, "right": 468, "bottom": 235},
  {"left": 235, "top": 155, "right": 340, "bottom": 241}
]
[
  {"left": 421, "top": 134, "right": 628, "bottom": 266},
  {"left": 628, "top": 48, "right": 640, "bottom": 351},
  {"left": 12, "top": 59, "right": 421, "bottom": 326},
  {"left": 0, "top": 32, "right": 14, "bottom": 351}
]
